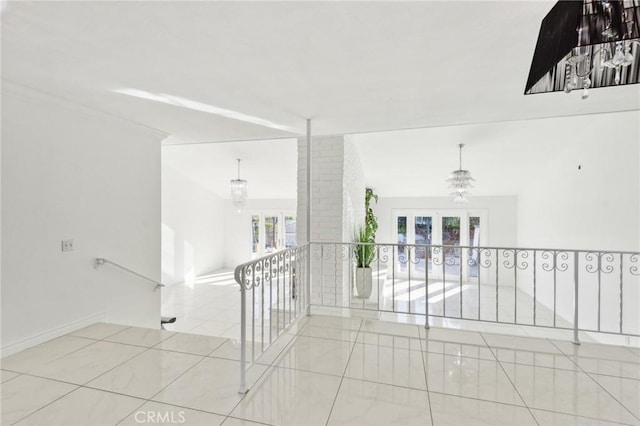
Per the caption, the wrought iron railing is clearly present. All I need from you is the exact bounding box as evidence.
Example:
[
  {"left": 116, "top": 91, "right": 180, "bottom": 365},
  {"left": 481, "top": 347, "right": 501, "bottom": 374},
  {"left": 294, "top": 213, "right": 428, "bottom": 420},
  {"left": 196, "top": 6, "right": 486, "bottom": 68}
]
[
  {"left": 235, "top": 241, "right": 639, "bottom": 392},
  {"left": 234, "top": 243, "right": 310, "bottom": 394},
  {"left": 308, "top": 242, "right": 640, "bottom": 341}
]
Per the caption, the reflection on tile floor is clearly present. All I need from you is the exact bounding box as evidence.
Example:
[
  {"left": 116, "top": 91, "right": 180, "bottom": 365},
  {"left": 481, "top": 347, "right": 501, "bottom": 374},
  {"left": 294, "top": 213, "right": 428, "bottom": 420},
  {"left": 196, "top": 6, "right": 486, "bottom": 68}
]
[
  {"left": 2, "top": 269, "right": 638, "bottom": 425},
  {"left": 161, "top": 269, "right": 244, "bottom": 338},
  {"left": 1, "top": 314, "right": 639, "bottom": 425},
  {"left": 161, "top": 268, "right": 639, "bottom": 348}
]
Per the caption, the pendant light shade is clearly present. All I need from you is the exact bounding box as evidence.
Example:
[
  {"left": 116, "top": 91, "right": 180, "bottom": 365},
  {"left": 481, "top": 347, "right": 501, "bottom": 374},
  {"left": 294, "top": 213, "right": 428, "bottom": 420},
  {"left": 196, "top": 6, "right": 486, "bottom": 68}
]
[
  {"left": 446, "top": 144, "right": 474, "bottom": 204},
  {"left": 230, "top": 158, "right": 247, "bottom": 214}
]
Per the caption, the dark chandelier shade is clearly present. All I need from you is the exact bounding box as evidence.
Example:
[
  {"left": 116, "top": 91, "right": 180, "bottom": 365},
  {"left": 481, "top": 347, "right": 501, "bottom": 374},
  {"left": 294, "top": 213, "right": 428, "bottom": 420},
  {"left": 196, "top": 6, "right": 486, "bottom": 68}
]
[{"left": 525, "top": 0, "right": 640, "bottom": 96}]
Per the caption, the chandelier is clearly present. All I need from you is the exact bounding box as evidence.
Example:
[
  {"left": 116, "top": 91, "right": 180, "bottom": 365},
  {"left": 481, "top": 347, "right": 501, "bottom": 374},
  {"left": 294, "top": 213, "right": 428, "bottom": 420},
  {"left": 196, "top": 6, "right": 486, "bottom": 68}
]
[
  {"left": 525, "top": 0, "right": 640, "bottom": 99},
  {"left": 230, "top": 158, "right": 247, "bottom": 214},
  {"left": 446, "top": 144, "right": 474, "bottom": 204}
]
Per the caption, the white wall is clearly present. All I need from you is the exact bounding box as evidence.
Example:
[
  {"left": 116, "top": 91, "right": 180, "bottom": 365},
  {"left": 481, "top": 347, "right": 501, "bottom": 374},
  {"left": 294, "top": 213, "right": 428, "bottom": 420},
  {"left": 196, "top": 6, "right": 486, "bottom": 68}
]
[
  {"left": 515, "top": 111, "right": 640, "bottom": 336},
  {"left": 224, "top": 198, "right": 297, "bottom": 269},
  {"left": 1, "top": 84, "right": 164, "bottom": 356},
  {"left": 375, "top": 196, "right": 518, "bottom": 247},
  {"left": 517, "top": 111, "right": 639, "bottom": 252},
  {"left": 161, "top": 163, "right": 225, "bottom": 285}
]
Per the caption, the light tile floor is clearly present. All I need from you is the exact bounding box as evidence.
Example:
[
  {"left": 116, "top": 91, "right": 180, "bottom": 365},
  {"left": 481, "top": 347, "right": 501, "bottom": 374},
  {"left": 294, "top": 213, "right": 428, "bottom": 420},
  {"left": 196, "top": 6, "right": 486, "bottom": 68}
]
[
  {"left": 161, "top": 269, "right": 243, "bottom": 338},
  {"left": 2, "top": 316, "right": 639, "bottom": 426}
]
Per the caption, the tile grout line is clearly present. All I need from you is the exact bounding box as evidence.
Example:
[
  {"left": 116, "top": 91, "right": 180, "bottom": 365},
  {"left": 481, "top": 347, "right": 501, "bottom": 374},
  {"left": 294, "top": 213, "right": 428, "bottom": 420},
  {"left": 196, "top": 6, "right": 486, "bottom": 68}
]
[
  {"left": 424, "top": 332, "right": 582, "bottom": 419},
  {"left": 163, "top": 318, "right": 207, "bottom": 334},
  {"left": 82, "top": 333, "right": 231, "bottom": 397},
  {"left": 548, "top": 338, "right": 640, "bottom": 421},
  {"left": 5, "top": 330, "right": 159, "bottom": 424},
  {"left": 62, "top": 324, "right": 131, "bottom": 342},
  {"left": 488, "top": 338, "right": 637, "bottom": 375},
  {"left": 528, "top": 405, "right": 638, "bottom": 426},
  {"left": 2, "top": 334, "right": 106, "bottom": 376},
  {"left": 479, "top": 332, "right": 541, "bottom": 426},
  {"left": 8, "top": 384, "right": 81, "bottom": 425},
  {"left": 568, "top": 372, "right": 639, "bottom": 419},
  {"left": 261, "top": 362, "right": 425, "bottom": 392},
  {"left": 622, "top": 345, "right": 640, "bottom": 358},
  {"left": 425, "top": 389, "right": 561, "bottom": 412},
  {"left": 490, "top": 336, "right": 640, "bottom": 421},
  {"left": 6, "top": 320, "right": 274, "bottom": 425},
  {"left": 154, "top": 339, "right": 230, "bottom": 358},
  {"left": 258, "top": 360, "right": 444, "bottom": 393},
  {"left": 114, "top": 352, "right": 215, "bottom": 426},
  {"left": 221, "top": 415, "right": 274, "bottom": 426},
  {"left": 23, "top": 349, "right": 543, "bottom": 412},
  {"left": 0, "top": 370, "right": 24, "bottom": 384},
  {"left": 75, "top": 342, "right": 162, "bottom": 426},
  {"left": 323, "top": 318, "right": 364, "bottom": 426},
  {"left": 418, "top": 325, "right": 435, "bottom": 426},
  {"left": 220, "top": 314, "right": 315, "bottom": 424},
  {"left": 7, "top": 317, "right": 638, "bottom": 425},
  {"left": 68, "top": 328, "right": 218, "bottom": 425}
]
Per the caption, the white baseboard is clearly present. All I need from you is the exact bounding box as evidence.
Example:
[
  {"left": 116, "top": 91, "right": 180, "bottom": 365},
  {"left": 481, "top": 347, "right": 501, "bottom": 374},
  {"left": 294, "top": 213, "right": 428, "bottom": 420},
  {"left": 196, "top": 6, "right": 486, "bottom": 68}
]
[{"left": 0, "top": 311, "right": 108, "bottom": 358}]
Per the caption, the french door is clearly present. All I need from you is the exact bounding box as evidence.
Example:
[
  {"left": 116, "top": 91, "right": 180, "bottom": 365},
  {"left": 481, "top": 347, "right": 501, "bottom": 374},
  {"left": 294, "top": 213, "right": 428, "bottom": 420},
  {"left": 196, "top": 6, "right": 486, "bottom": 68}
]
[
  {"left": 251, "top": 212, "right": 296, "bottom": 258},
  {"left": 393, "top": 211, "right": 484, "bottom": 280},
  {"left": 396, "top": 215, "right": 433, "bottom": 276}
]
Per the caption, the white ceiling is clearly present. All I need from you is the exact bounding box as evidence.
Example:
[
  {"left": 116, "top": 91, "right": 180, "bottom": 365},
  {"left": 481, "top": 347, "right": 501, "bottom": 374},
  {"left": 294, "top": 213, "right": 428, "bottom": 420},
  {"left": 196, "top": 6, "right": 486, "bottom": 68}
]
[
  {"left": 164, "top": 110, "right": 633, "bottom": 200},
  {"left": 162, "top": 138, "right": 298, "bottom": 200},
  {"left": 351, "top": 110, "right": 640, "bottom": 198},
  {"left": 4, "top": 1, "right": 639, "bottom": 200},
  {"left": 3, "top": 1, "right": 638, "bottom": 144}
]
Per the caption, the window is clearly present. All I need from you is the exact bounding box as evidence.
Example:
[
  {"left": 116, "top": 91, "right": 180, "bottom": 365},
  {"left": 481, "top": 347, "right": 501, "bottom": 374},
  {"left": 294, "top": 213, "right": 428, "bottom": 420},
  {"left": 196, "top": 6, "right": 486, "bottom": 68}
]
[
  {"left": 393, "top": 210, "right": 485, "bottom": 280},
  {"left": 468, "top": 216, "right": 481, "bottom": 277},
  {"left": 284, "top": 216, "right": 296, "bottom": 248},
  {"left": 414, "top": 216, "right": 432, "bottom": 273},
  {"left": 251, "top": 212, "right": 296, "bottom": 258},
  {"left": 264, "top": 216, "right": 279, "bottom": 253},
  {"left": 442, "top": 216, "right": 461, "bottom": 276},
  {"left": 251, "top": 215, "right": 260, "bottom": 255},
  {"left": 397, "top": 216, "right": 407, "bottom": 272}
]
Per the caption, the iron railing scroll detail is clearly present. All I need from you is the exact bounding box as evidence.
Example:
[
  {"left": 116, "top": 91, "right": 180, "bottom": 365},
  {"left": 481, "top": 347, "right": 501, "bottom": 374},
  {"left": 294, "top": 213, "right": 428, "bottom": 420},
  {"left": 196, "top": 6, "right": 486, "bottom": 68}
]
[
  {"left": 234, "top": 244, "right": 310, "bottom": 394},
  {"left": 305, "top": 242, "right": 639, "bottom": 345},
  {"left": 235, "top": 242, "right": 639, "bottom": 393}
]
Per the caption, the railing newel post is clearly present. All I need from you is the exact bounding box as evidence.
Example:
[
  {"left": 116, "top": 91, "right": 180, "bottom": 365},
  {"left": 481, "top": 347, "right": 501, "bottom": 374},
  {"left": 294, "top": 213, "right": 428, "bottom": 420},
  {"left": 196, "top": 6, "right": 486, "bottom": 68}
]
[
  {"left": 425, "top": 243, "right": 430, "bottom": 329},
  {"left": 573, "top": 250, "right": 581, "bottom": 346},
  {"left": 305, "top": 119, "right": 312, "bottom": 316},
  {"left": 306, "top": 242, "right": 311, "bottom": 316},
  {"left": 239, "top": 268, "right": 248, "bottom": 394}
]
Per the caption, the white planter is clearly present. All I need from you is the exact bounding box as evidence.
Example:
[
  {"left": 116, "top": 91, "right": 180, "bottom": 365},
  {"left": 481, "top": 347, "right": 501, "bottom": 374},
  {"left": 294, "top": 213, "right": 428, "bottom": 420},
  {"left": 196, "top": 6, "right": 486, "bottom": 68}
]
[{"left": 355, "top": 267, "right": 373, "bottom": 299}]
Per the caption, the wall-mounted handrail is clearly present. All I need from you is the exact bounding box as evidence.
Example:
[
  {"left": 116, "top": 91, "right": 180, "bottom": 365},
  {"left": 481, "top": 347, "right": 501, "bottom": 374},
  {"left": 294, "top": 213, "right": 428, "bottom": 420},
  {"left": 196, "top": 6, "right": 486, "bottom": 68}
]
[{"left": 94, "top": 258, "right": 165, "bottom": 292}]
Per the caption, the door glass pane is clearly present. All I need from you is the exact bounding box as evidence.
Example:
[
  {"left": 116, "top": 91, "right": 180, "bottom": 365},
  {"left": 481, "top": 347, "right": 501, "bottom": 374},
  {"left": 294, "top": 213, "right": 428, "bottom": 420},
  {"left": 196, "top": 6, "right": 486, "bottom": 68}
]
[
  {"left": 414, "top": 216, "right": 432, "bottom": 273},
  {"left": 252, "top": 215, "right": 260, "bottom": 255},
  {"left": 264, "top": 216, "right": 279, "bottom": 253},
  {"left": 442, "top": 216, "right": 460, "bottom": 276},
  {"left": 397, "top": 216, "right": 407, "bottom": 272},
  {"left": 285, "top": 216, "right": 296, "bottom": 248},
  {"left": 468, "top": 216, "right": 480, "bottom": 277}
]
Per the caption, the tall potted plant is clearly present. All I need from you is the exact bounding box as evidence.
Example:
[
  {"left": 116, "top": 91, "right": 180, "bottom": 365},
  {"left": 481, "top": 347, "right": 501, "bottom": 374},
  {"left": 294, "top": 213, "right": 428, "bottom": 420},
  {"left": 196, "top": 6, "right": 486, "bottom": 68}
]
[{"left": 355, "top": 188, "right": 378, "bottom": 298}]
